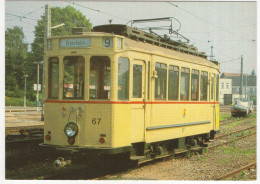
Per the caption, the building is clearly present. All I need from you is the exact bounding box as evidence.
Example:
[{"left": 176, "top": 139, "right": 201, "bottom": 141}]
[
  {"left": 220, "top": 73, "right": 256, "bottom": 104},
  {"left": 219, "top": 78, "right": 232, "bottom": 105}
]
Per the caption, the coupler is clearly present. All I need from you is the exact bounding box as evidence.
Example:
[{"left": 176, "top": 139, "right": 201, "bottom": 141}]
[{"left": 53, "top": 157, "right": 71, "bottom": 170}]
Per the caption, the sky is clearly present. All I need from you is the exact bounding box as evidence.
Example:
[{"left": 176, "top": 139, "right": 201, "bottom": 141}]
[{"left": 4, "top": 1, "right": 257, "bottom": 75}]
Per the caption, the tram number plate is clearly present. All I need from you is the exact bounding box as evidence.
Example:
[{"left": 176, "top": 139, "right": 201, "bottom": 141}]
[
  {"left": 92, "top": 118, "right": 101, "bottom": 125},
  {"left": 103, "top": 37, "right": 113, "bottom": 48}
]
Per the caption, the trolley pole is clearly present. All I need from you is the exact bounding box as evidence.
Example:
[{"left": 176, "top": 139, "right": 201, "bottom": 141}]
[
  {"left": 41, "top": 4, "right": 51, "bottom": 121},
  {"left": 240, "top": 55, "right": 243, "bottom": 98}
]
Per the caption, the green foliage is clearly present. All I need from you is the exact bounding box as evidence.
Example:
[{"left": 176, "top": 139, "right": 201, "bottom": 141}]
[
  {"left": 219, "top": 114, "right": 231, "bottom": 121},
  {"left": 5, "top": 26, "right": 28, "bottom": 92},
  {"left": 26, "top": 6, "right": 92, "bottom": 104},
  {"left": 5, "top": 96, "right": 35, "bottom": 107}
]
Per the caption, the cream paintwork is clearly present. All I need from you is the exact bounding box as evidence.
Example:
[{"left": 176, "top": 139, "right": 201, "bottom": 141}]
[{"left": 44, "top": 32, "right": 220, "bottom": 149}]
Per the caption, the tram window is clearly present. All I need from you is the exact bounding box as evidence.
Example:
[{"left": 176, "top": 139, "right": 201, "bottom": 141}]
[
  {"left": 63, "top": 56, "right": 85, "bottom": 99},
  {"left": 216, "top": 74, "right": 219, "bottom": 101},
  {"left": 118, "top": 57, "right": 129, "bottom": 100},
  {"left": 211, "top": 74, "right": 215, "bottom": 100},
  {"left": 180, "top": 68, "right": 190, "bottom": 101},
  {"left": 89, "top": 56, "right": 110, "bottom": 100},
  {"left": 168, "top": 65, "right": 179, "bottom": 100},
  {"left": 48, "top": 57, "right": 59, "bottom": 99},
  {"left": 191, "top": 69, "right": 199, "bottom": 101},
  {"left": 147, "top": 61, "right": 150, "bottom": 100},
  {"left": 133, "top": 64, "right": 142, "bottom": 98},
  {"left": 155, "top": 63, "right": 167, "bottom": 100},
  {"left": 200, "top": 71, "right": 208, "bottom": 101}
]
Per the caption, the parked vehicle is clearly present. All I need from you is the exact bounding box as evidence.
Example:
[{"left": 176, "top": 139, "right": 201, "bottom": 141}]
[{"left": 231, "top": 99, "right": 254, "bottom": 117}]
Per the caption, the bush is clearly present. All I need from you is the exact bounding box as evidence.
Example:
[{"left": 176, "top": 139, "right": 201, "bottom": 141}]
[{"left": 5, "top": 96, "right": 35, "bottom": 107}]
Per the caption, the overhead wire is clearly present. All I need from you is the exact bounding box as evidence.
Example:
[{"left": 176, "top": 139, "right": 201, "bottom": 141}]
[
  {"left": 167, "top": 2, "right": 250, "bottom": 42},
  {"left": 64, "top": 1, "right": 130, "bottom": 22},
  {"left": 221, "top": 58, "right": 240, "bottom": 63}
]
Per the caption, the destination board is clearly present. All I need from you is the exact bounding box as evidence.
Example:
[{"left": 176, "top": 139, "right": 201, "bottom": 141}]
[{"left": 60, "top": 38, "right": 91, "bottom": 48}]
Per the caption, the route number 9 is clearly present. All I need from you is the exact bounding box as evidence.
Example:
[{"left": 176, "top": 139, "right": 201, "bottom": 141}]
[{"left": 103, "top": 37, "right": 113, "bottom": 48}]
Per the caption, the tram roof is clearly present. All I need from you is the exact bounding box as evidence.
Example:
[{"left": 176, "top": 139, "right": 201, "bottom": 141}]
[{"left": 124, "top": 38, "right": 220, "bottom": 70}]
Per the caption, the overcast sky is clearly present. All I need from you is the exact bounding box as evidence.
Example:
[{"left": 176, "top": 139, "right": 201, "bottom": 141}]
[{"left": 4, "top": 1, "right": 257, "bottom": 74}]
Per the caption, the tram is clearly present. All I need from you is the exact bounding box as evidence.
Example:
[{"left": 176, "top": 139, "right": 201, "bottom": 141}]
[{"left": 40, "top": 24, "right": 220, "bottom": 165}]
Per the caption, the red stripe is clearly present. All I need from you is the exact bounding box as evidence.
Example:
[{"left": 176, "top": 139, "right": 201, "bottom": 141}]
[{"left": 45, "top": 100, "right": 219, "bottom": 105}]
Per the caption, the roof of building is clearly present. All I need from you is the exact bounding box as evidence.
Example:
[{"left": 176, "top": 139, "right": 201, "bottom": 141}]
[{"left": 221, "top": 73, "right": 251, "bottom": 77}]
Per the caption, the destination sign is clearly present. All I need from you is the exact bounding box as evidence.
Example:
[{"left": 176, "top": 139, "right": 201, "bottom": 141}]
[{"left": 60, "top": 38, "right": 91, "bottom": 48}]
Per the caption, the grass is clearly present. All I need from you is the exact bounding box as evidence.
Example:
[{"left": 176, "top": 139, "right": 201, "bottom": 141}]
[
  {"left": 225, "top": 119, "right": 256, "bottom": 128},
  {"left": 219, "top": 114, "right": 231, "bottom": 121},
  {"left": 248, "top": 113, "right": 256, "bottom": 118},
  {"left": 217, "top": 145, "right": 256, "bottom": 156}
]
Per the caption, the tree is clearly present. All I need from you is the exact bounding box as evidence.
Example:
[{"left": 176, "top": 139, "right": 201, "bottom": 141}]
[
  {"left": 31, "top": 5, "right": 92, "bottom": 62},
  {"left": 5, "top": 26, "right": 28, "bottom": 96},
  {"left": 26, "top": 5, "right": 92, "bottom": 101},
  {"left": 251, "top": 69, "right": 256, "bottom": 76}
]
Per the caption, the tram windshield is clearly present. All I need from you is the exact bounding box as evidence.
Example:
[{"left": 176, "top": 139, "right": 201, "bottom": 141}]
[
  {"left": 89, "top": 56, "right": 111, "bottom": 99},
  {"left": 63, "top": 56, "right": 85, "bottom": 99}
]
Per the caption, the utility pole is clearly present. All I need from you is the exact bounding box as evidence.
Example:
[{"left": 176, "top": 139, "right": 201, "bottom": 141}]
[
  {"left": 41, "top": 4, "right": 51, "bottom": 121},
  {"left": 245, "top": 75, "right": 247, "bottom": 99},
  {"left": 210, "top": 46, "right": 214, "bottom": 61},
  {"left": 34, "top": 61, "right": 43, "bottom": 112},
  {"left": 240, "top": 55, "right": 243, "bottom": 98},
  {"left": 24, "top": 75, "right": 28, "bottom": 108}
]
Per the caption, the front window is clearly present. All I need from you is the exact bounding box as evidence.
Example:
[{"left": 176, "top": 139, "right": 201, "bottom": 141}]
[
  {"left": 63, "top": 56, "right": 85, "bottom": 99},
  {"left": 89, "top": 56, "right": 110, "bottom": 99},
  {"left": 48, "top": 57, "right": 59, "bottom": 99}
]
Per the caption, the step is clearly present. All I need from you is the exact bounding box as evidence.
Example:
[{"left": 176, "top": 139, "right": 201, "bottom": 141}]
[{"left": 130, "top": 155, "right": 146, "bottom": 161}]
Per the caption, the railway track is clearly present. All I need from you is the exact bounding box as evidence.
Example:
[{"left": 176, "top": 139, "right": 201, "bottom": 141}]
[
  {"left": 7, "top": 131, "right": 256, "bottom": 180},
  {"left": 6, "top": 111, "right": 256, "bottom": 180},
  {"left": 215, "top": 125, "right": 256, "bottom": 140},
  {"left": 215, "top": 162, "right": 256, "bottom": 180}
]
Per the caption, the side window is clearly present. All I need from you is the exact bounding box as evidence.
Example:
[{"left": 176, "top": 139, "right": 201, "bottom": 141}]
[
  {"left": 200, "top": 71, "right": 208, "bottom": 101},
  {"left": 180, "top": 67, "right": 190, "bottom": 101},
  {"left": 155, "top": 62, "right": 167, "bottom": 100},
  {"left": 133, "top": 64, "right": 142, "bottom": 98},
  {"left": 211, "top": 74, "right": 215, "bottom": 100},
  {"left": 48, "top": 57, "right": 59, "bottom": 99},
  {"left": 63, "top": 56, "right": 85, "bottom": 99},
  {"left": 168, "top": 65, "right": 179, "bottom": 100},
  {"left": 147, "top": 61, "right": 150, "bottom": 100},
  {"left": 89, "top": 56, "right": 110, "bottom": 99},
  {"left": 118, "top": 57, "right": 129, "bottom": 100},
  {"left": 191, "top": 69, "right": 199, "bottom": 101},
  {"left": 216, "top": 74, "right": 219, "bottom": 101}
]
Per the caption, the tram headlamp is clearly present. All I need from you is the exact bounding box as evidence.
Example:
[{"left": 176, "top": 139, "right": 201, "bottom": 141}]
[{"left": 64, "top": 122, "right": 78, "bottom": 138}]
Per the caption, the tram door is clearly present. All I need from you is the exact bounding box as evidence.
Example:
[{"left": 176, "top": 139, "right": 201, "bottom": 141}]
[{"left": 131, "top": 60, "right": 146, "bottom": 143}]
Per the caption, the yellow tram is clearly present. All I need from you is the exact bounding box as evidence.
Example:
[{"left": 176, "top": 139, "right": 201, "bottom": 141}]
[{"left": 41, "top": 25, "right": 220, "bottom": 164}]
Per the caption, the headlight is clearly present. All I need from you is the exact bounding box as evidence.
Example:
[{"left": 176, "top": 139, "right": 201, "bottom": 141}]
[{"left": 64, "top": 122, "right": 78, "bottom": 138}]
